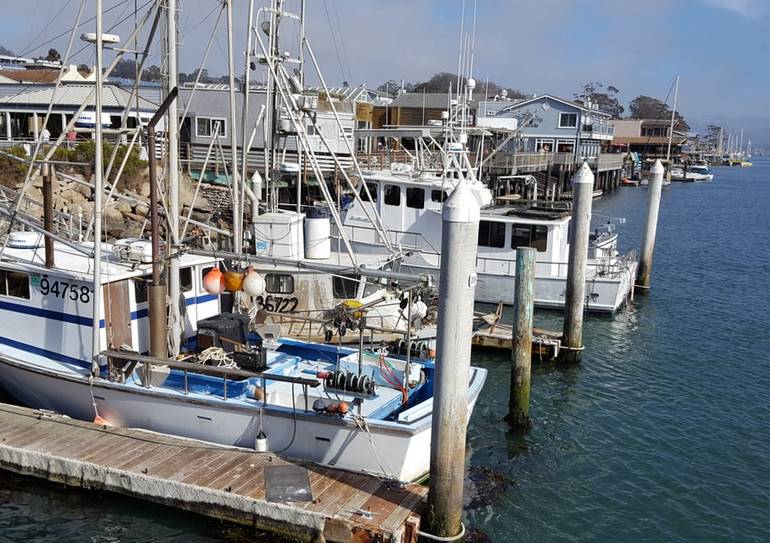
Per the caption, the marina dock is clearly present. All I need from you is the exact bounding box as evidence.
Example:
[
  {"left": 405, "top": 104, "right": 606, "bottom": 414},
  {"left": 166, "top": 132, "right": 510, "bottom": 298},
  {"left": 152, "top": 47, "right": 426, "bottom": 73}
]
[{"left": 0, "top": 402, "right": 425, "bottom": 543}]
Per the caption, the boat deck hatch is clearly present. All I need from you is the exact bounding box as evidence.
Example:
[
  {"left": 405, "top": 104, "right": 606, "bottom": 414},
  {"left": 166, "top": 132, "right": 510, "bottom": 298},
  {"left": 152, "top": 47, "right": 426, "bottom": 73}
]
[{"left": 265, "top": 465, "right": 313, "bottom": 503}]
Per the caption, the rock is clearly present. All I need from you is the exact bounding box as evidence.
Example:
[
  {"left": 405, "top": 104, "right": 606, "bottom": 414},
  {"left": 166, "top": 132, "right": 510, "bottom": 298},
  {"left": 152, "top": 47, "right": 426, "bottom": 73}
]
[
  {"left": 104, "top": 207, "right": 125, "bottom": 236},
  {"left": 133, "top": 202, "right": 150, "bottom": 217},
  {"left": 114, "top": 201, "right": 133, "bottom": 215}
]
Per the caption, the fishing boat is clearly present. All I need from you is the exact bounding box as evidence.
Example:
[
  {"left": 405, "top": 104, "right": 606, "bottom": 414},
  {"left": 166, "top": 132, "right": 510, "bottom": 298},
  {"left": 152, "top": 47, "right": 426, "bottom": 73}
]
[{"left": 0, "top": 233, "right": 484, "bottom": 482}]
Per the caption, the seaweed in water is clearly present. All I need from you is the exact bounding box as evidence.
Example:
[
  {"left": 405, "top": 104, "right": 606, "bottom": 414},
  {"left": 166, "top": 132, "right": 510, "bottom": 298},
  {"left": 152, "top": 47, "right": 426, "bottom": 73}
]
[{"left": 465, "top": 465, "right": 515, "bottom": 509}]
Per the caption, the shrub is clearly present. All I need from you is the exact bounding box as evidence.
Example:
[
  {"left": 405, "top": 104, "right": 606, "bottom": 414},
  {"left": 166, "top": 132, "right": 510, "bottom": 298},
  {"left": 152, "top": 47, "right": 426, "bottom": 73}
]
[{"left": 0, "top": 146, "right": 29, "bottom": 188}]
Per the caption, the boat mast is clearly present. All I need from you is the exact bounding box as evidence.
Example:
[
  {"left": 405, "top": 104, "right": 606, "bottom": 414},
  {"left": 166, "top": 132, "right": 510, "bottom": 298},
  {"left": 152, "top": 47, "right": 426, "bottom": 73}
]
[
  {"left": 166, "top": 0, "right": 182, "bottom": 357},
  {"left": 269, "top": 0, "right": 282, "bottom": 212},
  {"left": 296, "top": 0, "right": 305, "bottom": 213},
  {"left": 91, "top": 0, "right": 105, "bottom": 372},
  {"left": 240, "top": 0, "right": 255, "bottom": 234},
  {"left": 225, "top": 0, "right": 241, "bottom": 255},
  {"left": 666, "top": 74, "right": 679, "bottom": 164}
]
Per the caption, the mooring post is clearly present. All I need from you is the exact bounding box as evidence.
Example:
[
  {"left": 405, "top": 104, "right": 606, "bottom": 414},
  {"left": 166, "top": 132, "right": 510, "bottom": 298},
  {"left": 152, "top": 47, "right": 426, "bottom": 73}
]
[
  {"left": 41, "top": 162, "right": 55, "bottom": 268},
  {"left": 636, "top": 159, "right": 664, "bottom": 289},
  {"left": 506, "top": 247, "right": 535, "bottom": 429},
  {"left": 426, "top": 178, "right": 480, "bottom": 540},
  {"left": 562, "top": 162, "right": 594, "bottom": 362}
]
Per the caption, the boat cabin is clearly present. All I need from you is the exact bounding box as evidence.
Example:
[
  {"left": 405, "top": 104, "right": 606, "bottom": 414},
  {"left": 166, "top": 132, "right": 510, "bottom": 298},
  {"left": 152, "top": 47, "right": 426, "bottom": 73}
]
[{"left": 0, "top": 232, "right": 219, "bottom": 370}]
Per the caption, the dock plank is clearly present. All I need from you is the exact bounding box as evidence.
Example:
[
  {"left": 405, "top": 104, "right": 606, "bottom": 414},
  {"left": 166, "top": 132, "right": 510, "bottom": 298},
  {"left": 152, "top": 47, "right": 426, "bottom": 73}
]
[{"left": 0, "top": 403, "right": 424, "bottom": 543}]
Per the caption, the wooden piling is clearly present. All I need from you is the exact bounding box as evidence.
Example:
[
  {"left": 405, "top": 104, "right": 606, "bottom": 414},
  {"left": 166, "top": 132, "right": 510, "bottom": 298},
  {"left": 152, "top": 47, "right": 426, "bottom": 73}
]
[
  {"left": 506, "top": 247, "right": 535, "bottom": 429},
  {"left": 562, "top": 162, "right": 594, "bottom": 362},
  {"left": 636, "top": 159, "right": 664, "bottom": 289},
  {"left": 426, "top": 179, "right": 480, "bottom": 540},
  {"left": 41, "top": 163, "right": 55, "bottom": 268}
]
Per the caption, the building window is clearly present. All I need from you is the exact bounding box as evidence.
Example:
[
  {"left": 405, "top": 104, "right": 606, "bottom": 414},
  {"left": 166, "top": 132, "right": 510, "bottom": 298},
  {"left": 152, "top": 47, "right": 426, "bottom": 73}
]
[
  {"left": 535, "top": 139, "right": 554, "bottom": 152},
  {"left": 384, "top": 184, "right": 401, "bottom": 206},
  {"left": 180, "top": 267, "right": 193, "bottom": 293},
  {"left": 360, "top": 182, "right": 377, "bottom": 202},
  {"left": 265, "top": 273, "right": 294, "bottom": 294},
  {"left": 307, "top": 125, "right": 317, "bottom": 136},
  {"left": 333, "top": 275, "right": 359, "bottom": 299},
  {"left": 406, "top": 187, "right": 425, "bottom": 209},
  {"left": 511, "top": 224, "right": 548, "bottom": 252},
  {"left": 0, "top": 269, "right": 30, "bottom": 299},
  {"left": 431, "top": 190, "right": 447, "bottom": 202},
  {"left": 340, "top": 126, "right": 353, "bottom": 141},
  {"left": 195, "top": 117, "right": 226, "bottom": 138},
  {"left": 556, "top": 140, "right": 575, "bottom": 153},
  {"left": 558, "top": 113, "right": 578, "bottom": 128},
  {"left": 478, "top": 220, "right": 506, "bottom": 248}
]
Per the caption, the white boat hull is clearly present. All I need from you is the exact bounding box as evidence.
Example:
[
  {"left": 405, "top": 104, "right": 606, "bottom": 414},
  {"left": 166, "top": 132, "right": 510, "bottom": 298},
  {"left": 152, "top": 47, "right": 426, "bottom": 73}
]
[{"left": 0, "top": 353, "right": 485, "bottom": 482}]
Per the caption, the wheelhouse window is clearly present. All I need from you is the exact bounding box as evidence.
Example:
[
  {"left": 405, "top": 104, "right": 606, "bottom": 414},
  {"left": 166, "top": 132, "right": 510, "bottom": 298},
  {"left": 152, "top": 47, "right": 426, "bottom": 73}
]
[
  {"left": 478, "top": 220, "right": 506, "bottom": 248},
  {"left": 0, "top": 269, "right": 30, "bottom": 299},
  {"left": 511, "top": 224, "right": 548, "bottom": 252},
  {"left": 134, "top": 276, "right": 149, "bottom": 304},
  {"left": 360, "top": 182, "right": 377, "bottom": 202},
  {"left": 195, "top": 117, "right": 226, "bottom": 138},
  {"left": 431, "top": 189, "right": 447, "bottom": 202},
  {"left": 558, "top": 113, "right": 578, "bottom": 128},
  {"left": 180, "top": 267, "right": 193, "bottom": 293},
  {"left": 265, "top": 273, "right": 294, "bottom": 294},
  {"left": 333, "top": 275, "right": 359, "bottom": 299},
  {"left": 406, "top": 187, "right": 425, "bottom": 209},
  {"left": 384, "top": 184, "right": 401, "bottom": 206}
]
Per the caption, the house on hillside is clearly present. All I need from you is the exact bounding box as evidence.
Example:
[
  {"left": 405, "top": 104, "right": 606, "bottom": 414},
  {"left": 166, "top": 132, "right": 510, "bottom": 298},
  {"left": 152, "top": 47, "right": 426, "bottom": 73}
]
[
  {"left": 609, "top": 119, "right": 688, "bottom": 160},
  {"left": 477, "top": 94, "right": 614, "bottom": 160}
]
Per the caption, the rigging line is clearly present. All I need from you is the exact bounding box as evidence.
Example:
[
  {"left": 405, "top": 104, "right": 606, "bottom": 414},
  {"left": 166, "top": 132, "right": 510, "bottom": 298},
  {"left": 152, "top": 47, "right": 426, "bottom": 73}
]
[
  {"left": 19, "top": 0, "right": 74, "bottom": 58},
  {"left": 20, "top": 0, "right": 144, "bottom": 57},
  {"left": 321, "top": 0, "right": 348, "bottom": 83},
  {"left": 329, "top": 0, "right": 353, "bottom": 83}
]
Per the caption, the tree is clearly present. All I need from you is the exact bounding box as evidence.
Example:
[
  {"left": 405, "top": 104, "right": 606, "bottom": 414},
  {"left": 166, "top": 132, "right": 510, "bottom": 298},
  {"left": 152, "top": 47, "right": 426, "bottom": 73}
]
[
  {"left": 376, "top": 79, "right": 416, "bottom": 97},
  {"left": 704, "top": 124, "right": 723, "bottom": 147},
  {"left": 627, "top": 95, "right": 689, "bottom": 131},
  {"left": 141, "top": 65, "right": 162, "bottom": 82},
  {"left": 45, "top": 48, "right": 61, "bottom": 62},
  {"left": 112, "top": 59, "right": 139, "bottom": 80},
  {"left": 574, "top": 81, "right": 624, "bottom": 118}
]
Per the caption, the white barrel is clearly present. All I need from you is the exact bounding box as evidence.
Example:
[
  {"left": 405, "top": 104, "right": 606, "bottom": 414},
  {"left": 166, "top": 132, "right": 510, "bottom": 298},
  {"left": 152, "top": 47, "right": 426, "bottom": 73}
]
[{"left": 304, "top": 208, "right": 331, "bottom": 260}]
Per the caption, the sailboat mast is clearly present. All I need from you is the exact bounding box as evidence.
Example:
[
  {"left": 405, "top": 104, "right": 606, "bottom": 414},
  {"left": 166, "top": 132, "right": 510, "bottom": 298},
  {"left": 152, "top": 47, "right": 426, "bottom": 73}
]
[
  {"left": 91, "top": 0, "right": 105, "bottom": 369},
  {"left": 166, "top": 0, "right": 182, "bottom": 357},
  {"left": 269, "top": 0, "right": 282, "bottom": 212},
  {"left": 666, "top": 74, "right": 679, "bottom": 163},
  {"left": 225, "top": 0, "right": 242, "bottom": 255}
]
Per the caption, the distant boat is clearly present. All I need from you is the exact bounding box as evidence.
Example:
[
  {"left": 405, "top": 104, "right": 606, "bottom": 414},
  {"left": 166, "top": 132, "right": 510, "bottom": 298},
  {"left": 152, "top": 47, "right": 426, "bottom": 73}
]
[{"left": 671, "top": 165, "right": 713, "bottom": 182}]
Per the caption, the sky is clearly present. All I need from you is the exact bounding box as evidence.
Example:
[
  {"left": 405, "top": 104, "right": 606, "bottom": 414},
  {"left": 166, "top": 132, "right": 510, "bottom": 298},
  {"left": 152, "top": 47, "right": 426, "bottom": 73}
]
[{"left": 1, "top": 0, "right": 768, "bottom": 142}]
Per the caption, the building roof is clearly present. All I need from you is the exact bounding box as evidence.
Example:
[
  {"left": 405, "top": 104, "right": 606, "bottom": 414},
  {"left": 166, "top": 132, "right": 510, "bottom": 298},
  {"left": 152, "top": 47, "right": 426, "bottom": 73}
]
[
  {"left": 388, "top": 92, "right": 458, "bottom": 109},
  {"left": 0, "top": 69, "right": 60, "bottom": 84},
  {"left": 0, "top": 84, "right": 158, "bottom": 111},
  {"left": 486, "top": 94, "right": 613, "bottom": 117}
]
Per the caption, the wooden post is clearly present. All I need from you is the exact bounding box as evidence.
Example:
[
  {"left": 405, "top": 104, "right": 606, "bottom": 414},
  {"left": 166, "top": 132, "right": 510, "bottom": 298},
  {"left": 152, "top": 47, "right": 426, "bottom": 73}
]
[
  {"left": 426, "top": 179, "right": 479, "bottom": 540},
  {"left": 506, "top": 247, "right": 535, "bottom": 429},
  {"left": 562, "top": 162, "right": 594, "bottom": 362},
  {"left": 42, "top": 163, "right": 55, "bottom": 268},
  {"left": 636, "top": 159, "right": 664, "bottom": 289}
]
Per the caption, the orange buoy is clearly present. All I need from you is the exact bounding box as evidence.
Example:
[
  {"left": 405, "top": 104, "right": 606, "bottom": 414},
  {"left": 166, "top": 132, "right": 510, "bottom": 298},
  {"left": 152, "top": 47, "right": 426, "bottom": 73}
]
[
  {"left": 203, "top": 266, "right": 226, "bottom": 295},
  {"left": 337, "top": 401, "right": 349, "bottom": 414},
  {"left": 223, "top": 270, "right": 245, "bottom": 292}
]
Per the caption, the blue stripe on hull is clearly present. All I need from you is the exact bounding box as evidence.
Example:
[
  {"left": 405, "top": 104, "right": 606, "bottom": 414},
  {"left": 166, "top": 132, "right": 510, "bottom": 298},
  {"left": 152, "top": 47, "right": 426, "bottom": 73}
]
[{"left": 0, "top": 335, "right": 91, "bottom": 369}]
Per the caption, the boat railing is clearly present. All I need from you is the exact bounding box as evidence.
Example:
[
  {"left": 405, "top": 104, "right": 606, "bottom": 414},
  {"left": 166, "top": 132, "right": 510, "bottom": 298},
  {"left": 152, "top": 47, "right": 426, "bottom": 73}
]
[
  {"left": 475, "top": 252, "right": 636, "bottom": 279},
  {"left": 336, "top": 223, "right": 442, "bottom": 256},
  {"left": 101, "top": 349, "right": 320, "bottom": 404}
]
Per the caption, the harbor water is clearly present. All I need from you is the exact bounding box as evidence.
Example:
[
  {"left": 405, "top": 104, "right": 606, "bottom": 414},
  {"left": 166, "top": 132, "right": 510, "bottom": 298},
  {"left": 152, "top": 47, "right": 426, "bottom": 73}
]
[{"left": 1, "top": 160, "right": 768, "bottom": 542}]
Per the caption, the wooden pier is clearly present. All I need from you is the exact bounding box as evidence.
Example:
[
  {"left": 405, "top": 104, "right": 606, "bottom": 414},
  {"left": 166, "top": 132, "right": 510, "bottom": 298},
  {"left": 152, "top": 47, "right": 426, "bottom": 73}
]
[{"left": 0, "top": 402, "right": 426, "bottom": 543}]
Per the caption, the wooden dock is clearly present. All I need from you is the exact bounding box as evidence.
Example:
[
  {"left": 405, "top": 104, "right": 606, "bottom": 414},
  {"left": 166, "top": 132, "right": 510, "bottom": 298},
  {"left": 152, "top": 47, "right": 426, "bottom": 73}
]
[{"left": 0, "top": 402, "right": 426, "bottom": 543}]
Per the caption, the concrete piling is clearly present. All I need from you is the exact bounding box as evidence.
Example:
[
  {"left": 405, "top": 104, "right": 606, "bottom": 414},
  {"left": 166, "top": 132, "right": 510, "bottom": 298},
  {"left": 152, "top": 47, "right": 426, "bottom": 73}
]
[
  {"left": 636, "top": 159, "right": 665, "bottom": 289},
  {"left": 426, "top": 178, "right": 480, "bottom": 540},
  {"left": 562, "top": 162, "right": 595, "bottom": 362},
  {"left": 506, "top": 247, "right": 535, "bottom": 429}
]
